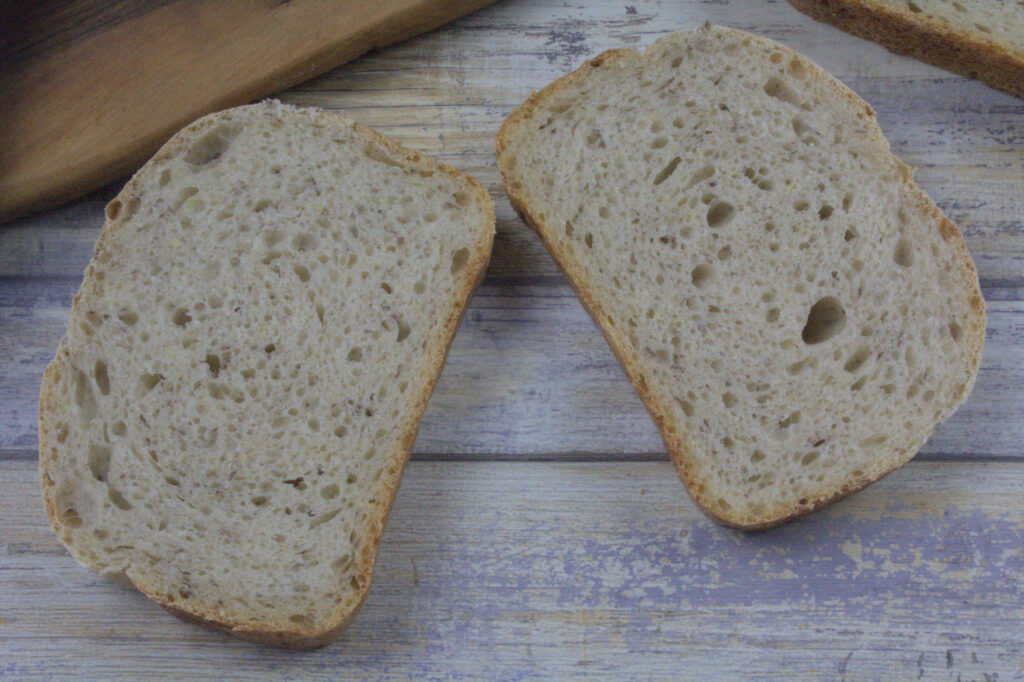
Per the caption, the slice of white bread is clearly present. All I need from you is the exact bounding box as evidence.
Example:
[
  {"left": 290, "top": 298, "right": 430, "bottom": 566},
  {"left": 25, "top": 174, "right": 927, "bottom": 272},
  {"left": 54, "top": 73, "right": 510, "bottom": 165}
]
[
  {"left": 496, "top": 25, "right": 985, "bottom": 529},
  {"left": 789, "top": 0, "right": 1024, "bottom": 98},
  {"left": 39, "top": 100, "right": 494, "bottom": 647}
]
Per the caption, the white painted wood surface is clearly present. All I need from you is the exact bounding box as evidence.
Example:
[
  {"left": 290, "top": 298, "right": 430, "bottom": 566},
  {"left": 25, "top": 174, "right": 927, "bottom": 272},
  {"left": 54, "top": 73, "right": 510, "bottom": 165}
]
[
  {"left": 1, "top": 0, "right": 1022, "bottom": 677},
  {"left": 2, "top": 461, "right": 1022, "bottom": 679}
]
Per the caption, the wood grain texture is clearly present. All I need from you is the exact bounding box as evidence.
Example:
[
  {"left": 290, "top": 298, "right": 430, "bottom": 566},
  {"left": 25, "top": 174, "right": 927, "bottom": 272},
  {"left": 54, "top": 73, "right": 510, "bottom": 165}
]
[
  {"left": 2, "top": 460, "right": 1022, "bottom": 678},
  {"left": 0, "top": 0, "right": 495, "bottom": 222},
  {"left": 2, "top": 0, "right": 1022, "bottom": 674}
]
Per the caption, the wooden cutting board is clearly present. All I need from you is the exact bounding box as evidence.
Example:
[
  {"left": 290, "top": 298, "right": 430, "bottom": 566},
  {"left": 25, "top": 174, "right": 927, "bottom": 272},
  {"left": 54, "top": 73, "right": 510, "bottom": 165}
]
[{"left": 0, "top": 0, "right": 496, "bottom": 223}]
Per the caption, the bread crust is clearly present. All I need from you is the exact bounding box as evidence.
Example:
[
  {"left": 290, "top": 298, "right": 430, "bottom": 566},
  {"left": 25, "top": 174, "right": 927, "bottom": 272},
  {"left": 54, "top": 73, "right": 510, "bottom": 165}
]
[
  {"left": 495, "top": 25, "right": 985, "bottom": 530},
  {"left": 39, "top": 101, "right": 495, "bottom": 648},
  {"left": 789, "top": 0, "right": 1024, "bottom": 98}
]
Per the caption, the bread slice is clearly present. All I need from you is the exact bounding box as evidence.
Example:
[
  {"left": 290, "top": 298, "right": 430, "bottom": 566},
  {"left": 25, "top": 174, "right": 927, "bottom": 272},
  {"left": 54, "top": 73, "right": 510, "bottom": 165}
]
[
  {"left": 789, "top": 0, "right": 1024, "bottom": 98},
  {"left": 39, "top": 100, "right": 494, "bottom": 647},
  {"left": 496, "top": 25, "right": 985, "bottom": 529}
]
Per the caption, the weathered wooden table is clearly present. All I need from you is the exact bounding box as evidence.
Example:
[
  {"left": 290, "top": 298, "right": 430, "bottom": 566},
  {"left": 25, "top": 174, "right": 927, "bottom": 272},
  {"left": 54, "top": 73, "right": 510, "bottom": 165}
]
[{"left": 2, "top": 1, "right": 1022, "bottom": 678}]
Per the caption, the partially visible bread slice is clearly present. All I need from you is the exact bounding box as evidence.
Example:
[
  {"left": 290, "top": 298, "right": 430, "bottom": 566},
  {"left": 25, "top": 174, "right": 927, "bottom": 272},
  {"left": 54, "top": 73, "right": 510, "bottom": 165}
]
[
  {"left": 496, "top": 25, "right": 985, "bottom": 529},
  {"left": 39, "top": 100, "right": 494, "bottom": 647},
  {"left": 789, "top": 0, "right": 1024, "bottom": 98}
]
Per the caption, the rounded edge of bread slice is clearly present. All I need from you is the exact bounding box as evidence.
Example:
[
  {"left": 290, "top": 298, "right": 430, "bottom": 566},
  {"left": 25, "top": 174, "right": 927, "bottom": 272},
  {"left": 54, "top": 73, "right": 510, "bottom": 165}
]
[
  {"left": 39, "top": 100, "right": 495, "bottom": 647},
  {"left": 496, "top": 24, "right": 985, "bottom": 530}
]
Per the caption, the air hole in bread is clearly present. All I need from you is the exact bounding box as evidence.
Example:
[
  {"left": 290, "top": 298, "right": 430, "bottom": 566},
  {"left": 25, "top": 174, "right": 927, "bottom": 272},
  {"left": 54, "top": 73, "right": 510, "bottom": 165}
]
[
  {"left": 121, "top": 197, "right": 141, "bottom": 221},
  {"left": 893, "top": 237, "right": 914, "bottom": 267},
  {"left": 686, "top": 164, "right": 716, "bottom": 189},
  {"left": 293, "top": 265, "right": 311, "bottom": 282},
  {"left": 87, "top": 443, "right": 112, "bottom": 482},
  {"left": 800, "top": 452, "right": 819, "bottom": 466},
  {"left": 764, "top": 77, "right": 801, "bottom": 108},
  {"left": 451, "top": 248, "right": 470, "bottom": 273},
  {"left": 677, "top": 398, "right": 694, "bottom": 417},
  {"left": 818, "top": 205, "right": 833, "bottom": 220},
  {"left": 653, "top": 157, "right": 682, "bottom": 185},
  {"left": 802, "top": 297, "right": 846, "bottom": 344},
  {"left": 844, "top": 346, "right": 871, "bottom": 373},
  {"left": 347, "top": 347, "right": 362, "bottom": 362},
  {"left": 204, "top": 353, "right": 221, "bottom": 377},
  {"left": 173, "top": 187, "right": 199, "bottom": 212},
  {"left": 651, "top": 136, "right": 668, "bottom": 149},
  {"left": 115, "top": 308, "right": 139, "bottom": 326},
  {"left": 792, "top": 116, "right": 813, "bottom": 139},
  {"left": 949, "top": 321, "right": 962, "bottom": 341},
  {"left": 171, "top": 308, "right": 191, "bottom": 327},
  {"left": 706, "top": 201, "right": 735, "bottom": 228},
  {"left": 59, "top": 504, "right": 83, "bottom": 528},
  {"left": 262, "top": 229, "right": 284, "bottom": 248},
  {"left": 364, "top": 143, "right": 404, "bottom": 169},
  {"left": 108, "top": 487, "right": 133, "bottom": 511},
  {"left": 139, "top": 373, "right": 164, "bottom": 394},
  {"left": 691, "top": 264, "right": 715, "bottom": 288},
  {"left": 184, "top": 125, "right": 238, "bottom": 167},
  {"left": 292, "top": 233, "right": 319, "bottom": 252},
  {"left": 310, "top": 509, "right": 341, "bottom": 529},
  {"left": 844, "top": 228, "right": 858, "bottom": 242},
  {"left": 93, "top": 360, "right": 110, "bottom": 396}
]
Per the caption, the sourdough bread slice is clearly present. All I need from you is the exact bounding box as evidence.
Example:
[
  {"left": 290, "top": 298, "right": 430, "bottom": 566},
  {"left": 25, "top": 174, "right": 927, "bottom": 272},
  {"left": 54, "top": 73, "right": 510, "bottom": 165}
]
[
  {"left": 789, "top": 0, "right": 1024, "bottom": 98},
  {"left": 496, "top": 25, "right": 985, "bottom": 529},
  {"left": 39, "top": 100, "right": 494, "bottom": 647}
]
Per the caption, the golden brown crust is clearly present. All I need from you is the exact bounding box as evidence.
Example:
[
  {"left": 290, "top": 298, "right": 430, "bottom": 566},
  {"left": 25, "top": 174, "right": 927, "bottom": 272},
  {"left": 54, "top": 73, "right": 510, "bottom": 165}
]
[
  {"left": 38, "top": 101, "right": 495, "bottom": 647},
  {"left": 496, "top": 26, "right": 985, "bottom": 530},
  {"left": 789, "top": 0, "right": 1024, "bottom": 98}
]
